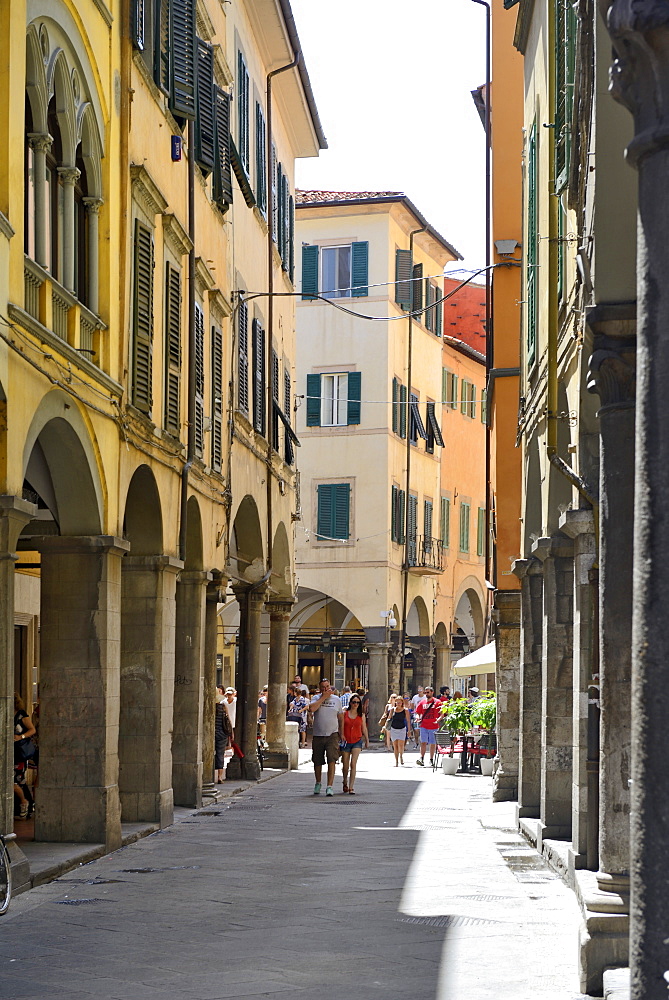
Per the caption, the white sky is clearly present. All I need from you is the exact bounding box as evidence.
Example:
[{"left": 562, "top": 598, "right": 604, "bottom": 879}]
[{"left": 291, "top": 0, "right": 488, "bottom": 273}]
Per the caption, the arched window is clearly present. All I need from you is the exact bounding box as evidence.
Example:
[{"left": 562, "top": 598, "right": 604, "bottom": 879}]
[
  {"left": 46, "top": 100, "right": 63, "bottom": 283},
  {"left": 73, "top": 153, "right": 88, "bottom": 306},
  {"left": 24, "top": 96, "right": 36, "bottom": 258}
]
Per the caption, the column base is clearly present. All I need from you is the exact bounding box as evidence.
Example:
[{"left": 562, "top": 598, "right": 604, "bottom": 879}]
[
  {"left": 242, "top": 758, "right": 261, "bottom": 781},
  {"left": 119, "top": 789, "right": 174, "bottom": 828},
  {"left": 225, "top": 756, "right": 243, "bottom": 780},
  {"left": 264, "top": 747, "right": 290, "bottom": 769},
  {"left": 492, "top": 765, "right": 518, "bottom": 802},
  {"left": 35, "top": 784, "right": 122, "bottom": 851},
  {"left": 7, "top": 841, "right": 30, "bottom": 895},
  {"left": 575, "top": 869, "right": 630, "bottom": 996}
]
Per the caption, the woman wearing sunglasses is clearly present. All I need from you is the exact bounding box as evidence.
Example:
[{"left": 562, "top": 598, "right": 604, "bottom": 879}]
[
  {"left": 340, "top": 696, "right": 369, "bottom": 794},
  {"left": 388, "top": 694, "right": 413, "bottom": 766}
]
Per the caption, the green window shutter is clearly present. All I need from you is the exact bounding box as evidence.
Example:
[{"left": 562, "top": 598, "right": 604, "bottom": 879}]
[
  {"left": 306, "top": 373, "right": 321, "bottom": 426},
  {"left": 213, "top": 87, "right": 233, "bottom": 211},
  {"left": 237, "top": 299, "right": 249, "bottom": 413},
  {"left": 424, "top": 280, "right": 433, "bottom": 332},
  {"left": 442, "top": 368, "right": 449, "bottom": 404},
  {"left": 195, "top": 39, "right": 215, "bottom": 172},
  {"left": 470, "top": 384, "right": 476, "bottom": 420},
  {"left": 460, "top": 380, "right": 468, "bottom": 414},
  {"left": 211, "top": 324, "right": 223, "bottom": 472},
  {"left": 459, "top": 502, "right": 470, "bottom": 552},
  {"left": 317, "top": 484, "right": 350, "bottom": 540},
  {"left": 194, "top": 302, "right": 205, "bottom": 455},
  {"left": 333, "top": 483, "right": 350, "bottom": 539},
  {"left": 276, "top": 163, "right": 284, "bottom": 259},
  {"left": 527, "top": 123, "right": 538, "bottom": 367},
  {"left": 555, "top": 0, "right": 576, "bottom": 189},
  {"left": 435, "top": 287, "right": 443, "bottom": 337},
  {"left": 481, "top": 388, "right": 487, "bottom": 424},
  {"left": 395, "top": 249, "right": 412, "bottom": 308},
  {"left": 270, "top": 350, "right": 280, "bottom": 450},
  {"left": 288, "top": 195, "right": 295, "bottom": 284},
  {"left": 424, "top": 499, "right": 433, "bottom": 542},
  {"left": 170, "top": 0, "right": 196, "bottom": 119},
  {"left": 398, "top": 489, "right": 406, "bottom": 544},
  {"left": 399, "top": 383, "right": 407, "bottom": 439},
  {"left": 156, "top": 0, "right": 170, "bottom": 92},
  {"left": 132, "top": 219, "right": 154, "bottom": 414},
  {"left": 132, "top": 0, "right": 145, "bottom": 49},
  {"left": 347, "top": 371, "right": 361, "bottom": 425},
  {"left": 252, "top": 318, "right": 265, "bottom": 435},
  {"left": 283, "top": 177, "right": 290, "bottom": 270},
  {"left": 408, "top": 494, "right": 417, "bottom": 543},
  {"left": 301, "top": 245, "right": 319, "bottom": 300},
  {"left": 391, "top": 485, "right": 398, "bottom": 542},
  {"left": 317, "top": 484, "right": 333, "bottom": 540},
  {"left": 271, "top": 145, "right": 278, "bottom": 244},
  {"left": 441, "top": 497, "right": 450, "bottom": 547},
  {"left": 237, "top": 51, "right": 249, "bottom": 172},
  {"left": 412, "top": 263, "right": 423, "bottom": 316},
  {"left": 163, "top": 261, "right": 181, "bottom": 434},
  {"left": 477, "top": 507, "right": 485, "bottom": 556},
  {"left": 451, "top": 373, "right": 459, "bottom": 409},
  {"left": 392, "top": 377, "right": 400, "bottom": 433},
  {"left": 351, "top": 241, "right": 369, "bottom": 297},
  {"left": 255, "top": 102, "right": 266, "bottom": 214},
  {"left": 283, "top": 370, "right": 294, "bottom": 464}
]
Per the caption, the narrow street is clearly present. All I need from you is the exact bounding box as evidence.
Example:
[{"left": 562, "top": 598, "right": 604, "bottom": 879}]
[{"left": 0, "top": 750, "right": 591, "bottom": 1000}]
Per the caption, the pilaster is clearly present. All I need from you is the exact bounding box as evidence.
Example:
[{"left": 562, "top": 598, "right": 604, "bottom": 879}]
[
  {"left": 492, "top": 589, "right": 521, "bottom": 802},
  {"left": 227, "top": 585, "right": 266, "bottom": 782},
  {"left": 173, "top": 569, "right": 211, "bottom": 808},
  {"left": 366, "top": 642, "right": 392, "bottom": 739},
  {"left": 264, "top": 598, "right": 294, "bottom": 769},
  {"left": 513, "top": 556, "right": 543, "bottom": 817}
]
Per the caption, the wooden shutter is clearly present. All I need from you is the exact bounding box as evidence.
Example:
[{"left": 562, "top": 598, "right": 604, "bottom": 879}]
[
  {"left": 435, "top": 286, "right": 443, "bottom": 337},
  {"left": 317, "top": 483, "right": 350, "bottom": 540},
  {"left": 391, "top": 485, "right": 398, "bottom": 542},
  {"left": 164, "top": 261, "right": 181, "bottom": 435},
  {"left": 392, "top": 377, "right": 400, "bottom": 433},
  {"left": 461, "top": 380, "right": 469, "bottom": 414},
  {"left": 271, "top": 349, "right": 280, "bottom": 450},
  {"left": 284, "top": 369, "right": 293, "bottom": 464},
  {"left": 306, "top": 373, "right": 321, "bottom": 426},
  {"left": 170, "top": 0, "right": 196, "bottom": 119},
  {"left": 442, "top": 368, "right": 449, "bottom": 403},
  {"left": 237, "top": 299, "right": 249, "bottom": 412},
  {"left": 398, "top": 489, "right": 405, "bottom": 543},
  {"left": 211, "top": 324, "right": 223, "bottom": 471},
  {"left": 271, "top": 145, "right": 278, "bottom": 243},
  {"left": 470, "top": 384, "right": 477, "bottom": 419},
  {"left": 424, "top": 280, "right": 433, "bottom": 331},
  {"left": 412, "top": 263, "right": 423, "bottom": 315},
  {"left": 555, "top": 0, "right": 575, "bottom": 188},
  {"left": 333, "top": 483, "right": 350, "bottom": 540},
  {"left": 194, "top": 302, "right": 205, "bottom": 455},
  {"left": 195, "top": 39, "right": 215, "bottom": 172},
  {"left": 408, "top": 494, "right": 417, "bottom": 543},
  {"left": 255, "top": 102, "right": 266, "bottom": 214},
  {"left": 301, "top": 245, "right": 319, "bottom": 300},
  {"left": 157, "top": 0, "right": 170, "bottom": 92},
  {"left": 317, "top": 484, "right": 333, "bottom": 540},
  {"left": 351, "top": 241, "right": 368, "bottom": 296},
  {"left": 477, "top": 508, "right": 485, "bottom": 556},
  {"left": 288, "top": 195, "right": 295, "bottom": 283},
  {"left": 424, "top": 499, "right": 433, "bottom": 542},
  {"left": 132, "top": 0, "right": 145, "bottom": 49},
  {"left": 347, "top": 371, "right": 361, "bottom": 425},
  {"left": 450, "top": 373, "right": 459, "bottom": 410},
  {"left": 282, "top": 174, "right": 289, "bottom": 270},
  {"left": 213, "top": 88, "right": 233, "bottom": 210},
  {"left": 441, "top": 497, "right": 450, "bottom": 547},
  {"left": 527, "top": 123, "right": 537, "bottom": 367},
  {"left": 252, "top": 318, "right": 265, "bottom": 434},
  {"left": 276, "top": 162, "right": 284, "bottom": 255},
  {"left": 459, "top": 503, "right": 470, "bottom": 552},
  {"left": 399, "top": 383, "right": 407, "bottom": 438},
  {"left": 481, "top": 388, "right": 487, "bottom": 424},
  {"left": 395, "top": 249, "right": 412, "bottom": 308},
  {"left": 132, "top": 219, "right": 154, "bottom": 414},
  {"left": 237, "top": 50, "right": 249, "bottom": 171}
]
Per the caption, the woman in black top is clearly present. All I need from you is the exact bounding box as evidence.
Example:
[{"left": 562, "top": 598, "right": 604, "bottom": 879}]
[
  {"left": 14, "top": 694, "right": 36, "bottom": 819},
  {"left": 387, "top": 695, "right": 412, "bottom": 766}
]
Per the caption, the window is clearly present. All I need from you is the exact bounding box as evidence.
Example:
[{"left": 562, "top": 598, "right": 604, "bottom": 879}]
[
  {"left": 133, "top": 0, "right": 196, "bottom": 119},
  {"left": 283, "top": 369, "right": 293, "bottom": 465},
  {"left": 317, "top": 483, "right": 350, "bottom": 541},
  {"left": 237, "top": 298, "right": 249, "bottom": 413},
  {"left": 255, "top": 102, "right": 266, "bottom": 215},
  {"left": 211, "top": 324, "right": 223, "bottom": 471},
  {"left": 409, "top": 393, "right": 427, "bottom": 445},
  {"left": 391, "top": 485, "right": 406, "bottom": 544},
  {"left": 440, "top": 497, "right": 450, "bottom": 547},
  {"left": 195, "top": 39, "right": 215, "bottom": 174},
  {"left": 460, "top": 380, "right": 476, "bottom": 418},
  {"left": 481, "top": 388, "right": 488, "bottom": 425},
  {"left": 477, "top": 507, "right": 486, "bottom": 557},
  {"left": 425, "top": 401, "right": 444, "bottom": 454},
  {"left": 424, "top": 499, "right": 433, "bottom": 543},
  {"left": 459, "top": 502, "right": 470, "bottom": 553},
  {"left": 449, "top": 372, "right": 459, "bottom": 409},
  {"left": 306, "top": 372, "right": 361, "bottom": 427},
  {"left": 252, "top": 318, "right": 265, "bottom": 435},
  {"left": 527, "top": 123, "right": 538, "bottom": 367},
  {"left": 395, "top": 249, "right": 412, "bottom": 308},
  {"left": 407, "top": 494, "right": 418, "bottom": 545},
  {"left": 412, "top": 263, "right": 423, "bottom": 315},
  {"left": 301, "top": 243, "right": 368, "bottom": 299},
  {"left": 555, "top": 0, "right": 577, "bottom": 191},
  {"left": 164, "top": 261, "right": 182, "bottom": 435},
  {"left": 131, "top": 219, "right": 154, "bottom": 414},
  {"left": 271, "top": 349, "right": 280, "bottom": 450},
  {"left": 392, "top": 379, "right": 408, "bottom": 438},
  {"left": 237, "top": 50, "right": 250, "bottom": 173},
  {"left": 194, "top": 301, "right": 205, "bottom": 456},
  {"left": 213, "top": 87, "right": 233, "bottom": 212}
]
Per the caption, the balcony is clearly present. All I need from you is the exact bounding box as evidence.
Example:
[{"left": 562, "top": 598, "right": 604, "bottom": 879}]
[
  {"left": 20, "top": 256, "right": 105, "bottom": 363},
  {"left": 407, "top": 535, "right": 445, "bottom": 574}
]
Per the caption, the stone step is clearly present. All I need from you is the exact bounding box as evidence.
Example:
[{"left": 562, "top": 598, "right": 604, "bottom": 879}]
[{"left": 603, "top": 967, "right": 630, "bottom": 1000}]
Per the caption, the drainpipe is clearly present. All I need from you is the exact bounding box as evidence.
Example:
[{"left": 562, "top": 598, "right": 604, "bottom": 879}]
[
  {"left": 179, "top": 119, "right": 196, "bottom": 562},
  {"left": 399, "top": 226, "right": 426, "bottom": 695},
  {"left": 265, "top": 51, "right": 300, "bottom": 576}
]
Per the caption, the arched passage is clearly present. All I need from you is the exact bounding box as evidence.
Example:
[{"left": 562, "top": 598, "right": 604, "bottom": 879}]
[
  {"left": 229, "top": 495, "right": 264, "bottom": 581},
  {"left": 123, "top": 465, "right": 163, "bottom": 554},
  {"left": 407, "top": 596, "right": 430, "bottom": 637},
  {"left": 270, "top": 521, "right": 292, "bottom": 598},
  {"left": 454, "top": 582, "right": 486, "bottom": 650}
]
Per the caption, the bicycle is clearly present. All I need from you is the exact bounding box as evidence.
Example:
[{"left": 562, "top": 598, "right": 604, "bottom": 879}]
[
  {"left": 0, "top": 831, "right": 16, "bottom": 914},
  {"left": 256, "top": 727, "right": 265, "bottom": 772}
]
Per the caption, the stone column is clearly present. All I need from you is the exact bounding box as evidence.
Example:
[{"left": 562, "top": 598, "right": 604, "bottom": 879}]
[
  {"left": 413, "top": 646, "right": 434, "bottom": 691},
  {"left": 535, "top": 534, "right": 574, "bottom": 840},
  {"left": 560, "top": 509, "right": 597, "bottom": 869},
  {"left": 0, "top": 498, "right": 35, "bottom": 845},
  {"left": 119, "top": 555, "right": 182, "bottom": 827},
  {"left": 388, "top": 647, "right": 401, "bottom": 695},
  {"left": 264, "top": 599, "right": 294, "bottom": 770},
  {"left": 58, "top": 167, "right": 80, "bottom": 293},
  {"left": 202, "top": 572, "right": 225, "bottom": 795},
  {"left": 82, "top": 197, "right": 102, "bottom": 314},
  {"left": 28, "top": 133, "right": 51, "bottom": 268},
  {"left": 367, "top": 642, "right": 391, "bottom": 739},
  {"left": 492, "top": 590, "right": 521, "bottom": 803},
  {"left": 173, "top": 569, "right": 210, "bottom": 808},
  {"left": 227, "top": 584, "right": 266, "bottom": 782},
  {"left": 434, "top": 640, "right": 450, "bottom": 693},
  {"left": 512, "top": 557, "right": 543, "bottom": 817},
  {"left": 34, "top": 534, "right": 129, "bottom": 849},
  {"left": 600, "top": 9, "right": 669, "bottom": 992}
]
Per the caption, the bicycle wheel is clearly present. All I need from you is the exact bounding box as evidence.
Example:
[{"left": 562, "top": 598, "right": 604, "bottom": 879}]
[{"left": 0, "top": 839, "right": 12, "bottom": 915}]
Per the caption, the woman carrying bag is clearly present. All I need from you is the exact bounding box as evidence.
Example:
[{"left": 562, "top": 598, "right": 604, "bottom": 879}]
[
  {"left": 388, "top": 695, "right": 412, "bottom": 766},
  {"left": 14, "top": 694, "right": 36, "bottom": 820}
]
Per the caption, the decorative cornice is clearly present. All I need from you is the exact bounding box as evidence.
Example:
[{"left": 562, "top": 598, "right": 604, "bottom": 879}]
[
  {"left": 130, "top": 163, "right": 168, "bottom": 219},
  {"left": 195, "top": 256, "right": 216, "bottom": 295},
  {"left": 209, "top": 287, "right": 232, "bottom": 320},
  {"left": 0, "top": 212, "right": 15, "bottom": 241},
  {"left": 162, "top": 213, "right": 193, "bottom": 258},
  {"left": 91, "top": 0, "right": 113, "bottom": 28}
]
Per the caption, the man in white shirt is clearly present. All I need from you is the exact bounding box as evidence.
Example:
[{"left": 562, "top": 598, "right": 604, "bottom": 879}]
[
  {"left": 223, "top": 688, "right": 237, "bottom": 735},
  {"left": 310, "top": 678, "right": 344, "bottom": 797}
]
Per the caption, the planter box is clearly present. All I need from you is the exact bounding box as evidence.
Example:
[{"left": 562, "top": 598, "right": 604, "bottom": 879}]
[{"left": 442, "top": 755, "right": 458, "bottom": 775}]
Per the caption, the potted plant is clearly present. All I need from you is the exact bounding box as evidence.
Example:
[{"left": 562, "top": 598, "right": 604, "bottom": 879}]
[
  {"left": 470, "top": 691, "right": 497, "bottom": 775},
  {"left": 439, "top": 698, "right": 472, "bottom": 774}
]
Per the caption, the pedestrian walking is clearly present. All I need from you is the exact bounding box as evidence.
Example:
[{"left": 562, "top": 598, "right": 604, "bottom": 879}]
[
  {"left": 287, "top": 686, "right": 309, "bottom": 749},
  {"left": 340, "top": 685, "right": 352, "bottom": 710},
  {"left": 223, "top": 687, "right": 237, "bottom": 736},
  {"left": 310, "top": 678, "right": 343, "bottom": 797},
  {"left": 414, "top": 686, "right": 443, "bottom": 767},
  {"left": 340, "top": 694, "right": 369, "bottom": 794},
  {"left": 388, "top": 695, "right": 412, "bottom": 766},
  {"left": 215, "top": 689, "right": 233, "bottom": 783},
  {"left": 378, "top": 693, "right": 398, "bottom": 750},
  {"left": 257, "top": 686, "right": 268, "bottom": 742}
]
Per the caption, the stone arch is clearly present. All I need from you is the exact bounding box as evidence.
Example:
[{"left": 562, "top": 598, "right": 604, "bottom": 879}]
[
  {"left": 184, "top": 495, "right": 203, "bottom": 571},
  {"left": 49, "top": 48, "right": 77, "bottom": 164},
  {"left": 454, "top": 580, "right": 486, "bottom": 649},
  {"left": 25, "top": 25, "right": 48, "bottom": 131},
  {"left": 22, "top": 389, "right": 104, "bottom": 535},
  {"left": 434, "top": 621, "right": 449, "bottom": 645},
  {"left": 123, "top": 465, "right": 163, "bottom": 555},
  {"left": 523, "top": 432, "right": 542, "bottom": 556},
  {"left": 230, "top": 495, "right": 264, "bottom": 581},
  {"left": 407, "top": 595, "right": 430, "bottom": 637},
  {"left": 78, "top": 102, "right": 102, "bottom": 198},
  {"left": 270, "top": 521, "right": 292, "bottom": 598},
  {"left": 547, "top": 381, "right": 573, "bottom": 533}
]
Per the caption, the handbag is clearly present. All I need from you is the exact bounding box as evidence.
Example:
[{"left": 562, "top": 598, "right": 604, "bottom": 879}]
[{"left": 14, "top": 738, "right": 36, "bottom": 763}]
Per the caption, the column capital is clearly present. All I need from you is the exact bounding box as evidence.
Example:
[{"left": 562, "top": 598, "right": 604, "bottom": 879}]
[
  {"left": 178, "top": 569, "right": 213, "bottom": 585},
  {"left": 57, "top": 166, "right": 81, "bottom": 187},
  {"left": 265, "top": 598, "right": 295, "bottom": 620},
  {"left": 586, "top": 303, "right": 636, "bottom": 411},
  {"left": 559, "top": 508, "right": 596, "bottom": 539},
  {"left": 0, "top": 495, "right": 37, "bottom": 552},
  {"left": 206, "top": 569, "right": 227, "bottom": 603},
  {"left": 512, "top": 556, "right": 543, "bottom": 579},
  {"left": 123, "top": 554, "right": 184, "bottom": 574},
  {"left": 366, "top": 641, "right": 392, "bottom": 652},
  {"left": 82, "top": 196, "right": 103, "bottom": 215},
  {"left": 30, "top": 534, "right": 130, "bottom": 557},
  {"left": 232, "top": 582, "right": 267, "bottom": 611},
  {"left": 27, "top": 132, "right": 52, "bottom": 154},
  {"left": 602, "top": 0, "right": 669, "bottom": 166}
]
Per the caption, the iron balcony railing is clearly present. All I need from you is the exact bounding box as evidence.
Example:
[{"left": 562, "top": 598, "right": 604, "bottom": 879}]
[{"left": 407, "top": 535, "right": 444, "bottom": 572}]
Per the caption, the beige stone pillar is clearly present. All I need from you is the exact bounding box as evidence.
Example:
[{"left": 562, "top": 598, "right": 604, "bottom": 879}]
[
  {"left": 513, "top": 557, "right": 543, "bottom": 818},
  {"left": 413, "top": 646, "right": 434, "bottom": 691},
  {"left": 58, "top": 167, "right": 80, "bottom": 293},
  {"left": 28, "top": 133, "right": 51, "bottom": 268},
  {"left": 202, "top": 572, "right": 226, "bottom": 793},
  {"left": 434, "top": 641, "right": 450, "bottom": 693},
  {"left": 82, "top": 197, "right": 102, "bottom": 314},
  {"left": 388, "top": 648, "right": 401, "bottom": 695},
  {"left": 227, "top": 585, "right": 266, "bottom": 782},
  {"left": 264, "top": 599, "right": 294, "bottom": 769},
  {"left": 119, "top": 555, "right": 182, "bottom": 827},
  {"left": 492, "top": 590, "right": 521, "bottom": 803},
  {"left": 173, "top": 569, "right": 211, "bottom": 807},
  {"left": 367, "top": 642, "right": 391, "bottom": 739},
  {"left": 34, "top": 534, "right": 129, "bottom": 849}
]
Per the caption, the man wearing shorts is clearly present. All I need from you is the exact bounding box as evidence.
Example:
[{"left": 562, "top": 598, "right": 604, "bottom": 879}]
[
  {"left": 415, "top": 686, "right": 442, "bottom": 767},
  {"left": 310, "top": 678, "right": 343, "bottom": 797}
]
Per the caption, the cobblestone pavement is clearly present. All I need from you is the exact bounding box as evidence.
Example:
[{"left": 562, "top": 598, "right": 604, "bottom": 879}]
[{"left": 0, "top": 747, "right": 595, "bottom": 1000}]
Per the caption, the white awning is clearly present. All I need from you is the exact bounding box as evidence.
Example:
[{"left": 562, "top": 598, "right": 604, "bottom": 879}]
[{"left": 450, "top": 641, "right": 496, "bottom": 677}]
